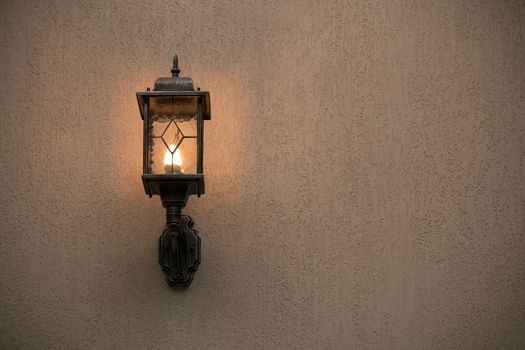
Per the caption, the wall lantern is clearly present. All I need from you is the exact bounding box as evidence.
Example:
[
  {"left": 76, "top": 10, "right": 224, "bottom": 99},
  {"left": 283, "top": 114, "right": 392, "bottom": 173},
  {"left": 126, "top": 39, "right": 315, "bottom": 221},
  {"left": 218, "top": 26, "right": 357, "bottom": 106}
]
[{"left": 136, "top": 55, "right": 210, "bottom": 287}]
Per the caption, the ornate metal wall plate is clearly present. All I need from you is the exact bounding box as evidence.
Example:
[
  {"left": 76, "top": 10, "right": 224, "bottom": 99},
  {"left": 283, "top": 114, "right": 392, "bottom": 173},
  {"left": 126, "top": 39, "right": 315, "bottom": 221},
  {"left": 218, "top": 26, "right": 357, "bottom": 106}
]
[{"left": 159, "top": 215, "right": 201, "bottom": 286}]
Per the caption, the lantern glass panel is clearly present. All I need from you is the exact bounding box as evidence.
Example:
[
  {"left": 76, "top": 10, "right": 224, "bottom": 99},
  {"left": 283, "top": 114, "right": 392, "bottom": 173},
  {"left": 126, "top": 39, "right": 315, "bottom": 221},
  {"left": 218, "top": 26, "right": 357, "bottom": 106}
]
[{"left": 148, "top": 96, "right": 199, "bottom": 174}]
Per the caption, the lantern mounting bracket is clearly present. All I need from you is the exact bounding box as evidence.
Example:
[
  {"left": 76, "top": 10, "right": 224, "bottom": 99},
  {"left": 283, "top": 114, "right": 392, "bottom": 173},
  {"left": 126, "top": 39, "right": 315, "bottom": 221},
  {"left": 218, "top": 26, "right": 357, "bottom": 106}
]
[
  {"left": 150, "top": 177, "right": 203, "bottom": 286},
  {"left": 159, "top": 210, "right": 200, "bottom": 287},
  {"left": 142, "top": 176, "right": 204, "bottom": 286}
]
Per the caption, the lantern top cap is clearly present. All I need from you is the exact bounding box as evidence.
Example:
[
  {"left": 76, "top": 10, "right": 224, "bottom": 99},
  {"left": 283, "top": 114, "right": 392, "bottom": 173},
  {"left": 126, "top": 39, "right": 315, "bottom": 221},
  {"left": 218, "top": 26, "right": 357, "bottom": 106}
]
[{"left": 153, "top": 55, "right": 195, "bottom": 92}]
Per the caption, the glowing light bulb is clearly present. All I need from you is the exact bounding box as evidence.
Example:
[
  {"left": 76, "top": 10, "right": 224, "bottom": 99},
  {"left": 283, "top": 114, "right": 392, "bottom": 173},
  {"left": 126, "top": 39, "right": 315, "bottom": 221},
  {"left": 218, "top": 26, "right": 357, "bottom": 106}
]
[{"left": 164, "top": 144, "right": 182, "bottom": 173}]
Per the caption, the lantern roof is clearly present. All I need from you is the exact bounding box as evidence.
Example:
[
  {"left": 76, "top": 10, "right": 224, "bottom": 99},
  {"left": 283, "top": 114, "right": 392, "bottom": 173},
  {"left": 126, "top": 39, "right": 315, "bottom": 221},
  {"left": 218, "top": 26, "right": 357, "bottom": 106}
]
[{"left": 136, "top": 55, "right": 210, "bottom": 120}]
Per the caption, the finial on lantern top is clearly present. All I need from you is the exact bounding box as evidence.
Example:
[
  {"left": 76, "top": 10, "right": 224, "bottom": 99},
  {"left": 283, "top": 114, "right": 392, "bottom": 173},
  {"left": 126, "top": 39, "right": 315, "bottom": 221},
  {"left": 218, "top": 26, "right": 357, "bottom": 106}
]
[
  {"left": 152, "top": 54, "right": 196, "bottom": 92},
  {"left": 171, "top": 55, "right": 180, "bottom": 77}
]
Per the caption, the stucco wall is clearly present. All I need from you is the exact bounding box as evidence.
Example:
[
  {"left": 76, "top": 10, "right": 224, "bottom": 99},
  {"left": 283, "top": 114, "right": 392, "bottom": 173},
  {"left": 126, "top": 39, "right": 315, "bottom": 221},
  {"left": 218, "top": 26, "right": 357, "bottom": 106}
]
[{"left": 1, "top": 1, "right": 524, "bottom": 349}]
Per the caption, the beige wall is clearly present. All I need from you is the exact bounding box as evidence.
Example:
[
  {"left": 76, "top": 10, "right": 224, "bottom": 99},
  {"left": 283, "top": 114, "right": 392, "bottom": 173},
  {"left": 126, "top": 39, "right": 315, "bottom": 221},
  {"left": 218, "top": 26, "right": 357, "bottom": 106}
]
[{"left": 1, "top": 1, "right": 524, "bottom": 349}]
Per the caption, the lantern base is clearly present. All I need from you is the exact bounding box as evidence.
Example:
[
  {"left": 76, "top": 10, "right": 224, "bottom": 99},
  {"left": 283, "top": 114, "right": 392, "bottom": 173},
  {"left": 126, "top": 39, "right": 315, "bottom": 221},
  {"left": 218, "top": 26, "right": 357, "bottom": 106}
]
[
  {"left": 159, "top": 207, "right": 200, "bottom": 287},
  {"left": 142, "top": 174, "right": 204, "bottom": 199}
]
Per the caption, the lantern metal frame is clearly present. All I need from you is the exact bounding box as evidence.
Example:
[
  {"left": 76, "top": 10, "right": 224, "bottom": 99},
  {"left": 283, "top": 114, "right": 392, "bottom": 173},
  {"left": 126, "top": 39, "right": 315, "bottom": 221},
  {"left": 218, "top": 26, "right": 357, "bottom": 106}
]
[{"left": 136, "top": 55, "right": 210, "bottom": 287}]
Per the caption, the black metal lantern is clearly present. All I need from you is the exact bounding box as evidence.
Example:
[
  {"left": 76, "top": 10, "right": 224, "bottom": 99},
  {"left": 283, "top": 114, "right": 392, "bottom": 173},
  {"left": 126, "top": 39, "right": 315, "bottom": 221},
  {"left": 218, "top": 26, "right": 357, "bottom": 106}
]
[{"left": 137, "top": 55, "right": 210, "bottom": 286}]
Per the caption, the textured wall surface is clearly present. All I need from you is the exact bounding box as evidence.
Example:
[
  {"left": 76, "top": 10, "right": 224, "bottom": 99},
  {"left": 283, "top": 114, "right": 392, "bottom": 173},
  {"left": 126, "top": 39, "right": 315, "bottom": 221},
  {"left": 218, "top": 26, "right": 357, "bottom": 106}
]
[{"left": 1, "top": 1, "right": 524, "bottom": 349}]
